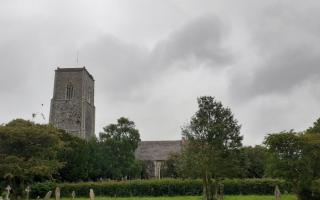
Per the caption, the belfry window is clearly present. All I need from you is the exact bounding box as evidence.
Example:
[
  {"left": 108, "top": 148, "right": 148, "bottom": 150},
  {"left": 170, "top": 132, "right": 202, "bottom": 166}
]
[{"left": 66, "top": 83, "right": 74, "bottom": 100}]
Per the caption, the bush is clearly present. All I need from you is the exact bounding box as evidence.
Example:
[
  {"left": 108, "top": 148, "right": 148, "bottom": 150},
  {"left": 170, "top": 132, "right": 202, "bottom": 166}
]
[{"left": 30, "top": 178, "right": 289, "bottom": 198}]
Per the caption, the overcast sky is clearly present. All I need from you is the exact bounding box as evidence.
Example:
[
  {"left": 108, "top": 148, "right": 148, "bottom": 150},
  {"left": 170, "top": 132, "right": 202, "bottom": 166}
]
[{"left": 1, "top": 0, "right": 320, "bottom": 145}]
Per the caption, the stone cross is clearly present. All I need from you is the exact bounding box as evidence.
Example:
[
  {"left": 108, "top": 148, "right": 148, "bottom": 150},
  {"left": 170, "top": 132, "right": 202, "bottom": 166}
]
[
  {"left": 5, "top": 185, "right": 11, "bottom": 200},
  {"left": 25, "top": 186, "right": 31, "bottom": 200},
  {"left": 43, "top": 191, "right": 52, "bottom": 200},
  {"left": 89, "top": 189, "right": 95, "bottom": 200},
  {"left": 274, "top": 185, "right": 281, "bottom": 200},
  {"left": 55, "top": 187, "right": 60, "bottom": 200},
  {"left": 71, "top": 191, "right": 76, "bottom": 200}
]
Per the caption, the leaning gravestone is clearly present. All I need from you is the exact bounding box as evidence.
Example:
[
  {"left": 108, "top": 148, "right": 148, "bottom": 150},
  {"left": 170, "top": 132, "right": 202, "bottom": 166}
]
[
  {"left": 43, "top": 191, "right": 52, "bottom": 200},
  {"left": 274, "top": 185, "right": 281, "bottom": 200},
  {"left": 89, "top": 189, "right": 95, "bottom": 200},
  {"left": 25, "top": 186, "right": 31, "bottom": 200},
  {"left": 55, "top": 187, "right": 60, "bottom": 200},
  {"left": 5, "top": 185, "right": 11, "bottom": 200},
  {"left": 71, "top": 191, "right": 76, "bottom": 200}
]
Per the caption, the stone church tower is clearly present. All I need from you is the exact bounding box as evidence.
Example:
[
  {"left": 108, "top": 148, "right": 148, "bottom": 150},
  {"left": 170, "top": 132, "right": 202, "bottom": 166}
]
[{"left": 49, "top": 67, "right": 95, "bottom": 139}]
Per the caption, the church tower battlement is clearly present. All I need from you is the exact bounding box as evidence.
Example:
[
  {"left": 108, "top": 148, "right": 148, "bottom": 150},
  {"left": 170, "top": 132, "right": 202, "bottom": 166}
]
[{"left": 49, "top": 67, "right": 95, "bottom": 139}]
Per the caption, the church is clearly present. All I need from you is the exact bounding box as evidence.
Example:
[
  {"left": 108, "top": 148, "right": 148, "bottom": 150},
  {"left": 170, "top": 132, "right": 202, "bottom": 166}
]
[{"left": 49, "top": 67, "right": 182, "bottom": 178}]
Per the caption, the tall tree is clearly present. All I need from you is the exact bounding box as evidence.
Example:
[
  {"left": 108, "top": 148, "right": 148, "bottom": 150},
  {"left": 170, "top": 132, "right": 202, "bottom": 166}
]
[
  {"left": 99, "top": 117, "right": 141, "bottom": 179},
  {"left": 181, "top": 96, "right": 243, "bottom": 200},
  {"left": 0, "top": 119, "right": 63, "bottom": 198}
]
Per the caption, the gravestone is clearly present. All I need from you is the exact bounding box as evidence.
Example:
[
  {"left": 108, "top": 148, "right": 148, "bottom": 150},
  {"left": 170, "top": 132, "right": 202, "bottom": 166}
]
[
  {"left": 71, "top": 191, "right": 76, "bottom": 200},
  {"left": 25, "top": 186, "right": 31, "bottom": 200},
  {"left": 43, "top": 191, "right": 52, "bottom": 200},
  {"left": 5, "top": 185, "right": 11, "bottom": 200},
  {"left": 0, "top": 196, "right": 3, "bottom": 200},
  {"left": 55, "top": 187, "right": 60, "bottom": 200},
  {"left": 89, "top": 189, "right": 95, "bottom": 200},
  {"left": 274, "top": 185, "right": 281, "bottom": 200}
]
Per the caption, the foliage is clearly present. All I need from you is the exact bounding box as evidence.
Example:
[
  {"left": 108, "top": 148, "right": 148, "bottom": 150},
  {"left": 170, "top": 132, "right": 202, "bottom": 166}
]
[
  {"left": 29, "top": 178, "right": 289, "bottom": 198},
  {"left": 0, "top": 119, "right": 63, "bottom": 197},
  {"left": 264, "top": 130, "right": 320, "bottom": 200},
  {"left": 99, "top": 117, "right": 141, "bottom": 179},
  {"left": 240, "top": 146, "right": 267, "bottom": 178},
  {"left": 180, "top": 96, "right": 243, "bottom": 200},
  {"left": 306, "top": 117, "right": 320, "bottom": 134},
  {"left": 56, "top": 117, "right": 142, "bottom": 182},
  {"left": 56, "top": 133, "right": 92, "bottom": 182}
]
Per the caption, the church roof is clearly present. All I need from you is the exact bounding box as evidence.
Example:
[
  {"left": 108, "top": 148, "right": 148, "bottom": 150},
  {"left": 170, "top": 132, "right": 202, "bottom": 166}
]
[{"left": 135, "top": 140, "right": 182, "bottom": 161}]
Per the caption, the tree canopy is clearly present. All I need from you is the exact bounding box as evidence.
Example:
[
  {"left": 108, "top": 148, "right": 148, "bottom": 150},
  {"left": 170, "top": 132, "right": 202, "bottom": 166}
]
[
  {"left": 99, "top": 117, "right": 141, "bottom": 179},
  {"left": 264, "top": 130, "right": 320, "bottom": 200},
  {"left": 0, "top": 119, "right": 63, "bottom": 197},
  {"left": 181, "top": 96, "right": 243, "bottom": 200}
]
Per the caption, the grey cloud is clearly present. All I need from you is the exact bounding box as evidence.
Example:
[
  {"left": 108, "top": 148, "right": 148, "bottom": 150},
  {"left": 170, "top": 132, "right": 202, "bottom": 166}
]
[
  {"left": 229, "top": 1, "right": 320, "bottom": 101},
  {"left": 151, "top": 16, "right": 232, "bottom": 68},
  {"left": 80, "top": 15, "right": 231, "bottom": 101}
]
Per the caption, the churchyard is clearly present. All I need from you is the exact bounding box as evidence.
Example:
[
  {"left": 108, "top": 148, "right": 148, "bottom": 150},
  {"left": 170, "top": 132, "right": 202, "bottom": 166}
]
[
  {"left": 0, "top": 185, "right": 296, "bottom": 200},
  {"left": 1, "top": 97, "right": 320, "bottom": 200}
]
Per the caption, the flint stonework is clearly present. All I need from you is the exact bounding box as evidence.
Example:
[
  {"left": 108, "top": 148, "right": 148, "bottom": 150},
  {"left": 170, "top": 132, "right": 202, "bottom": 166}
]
[{"left": 49, "top": 67, "right": 95, "bottom": 140}]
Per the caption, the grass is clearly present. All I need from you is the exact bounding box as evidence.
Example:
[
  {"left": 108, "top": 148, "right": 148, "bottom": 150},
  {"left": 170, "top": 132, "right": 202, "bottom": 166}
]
[{"left": 61, "top": 195, "right": 297, "bottom": 200}]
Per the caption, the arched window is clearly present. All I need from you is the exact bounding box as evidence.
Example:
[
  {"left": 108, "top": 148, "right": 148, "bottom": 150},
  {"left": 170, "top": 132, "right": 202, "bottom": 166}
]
[{"left": 66, "top": 83, "right": 74, "bottom": 100}]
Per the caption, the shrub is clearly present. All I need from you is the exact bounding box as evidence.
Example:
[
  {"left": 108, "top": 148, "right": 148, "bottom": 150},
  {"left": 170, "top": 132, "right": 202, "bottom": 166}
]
[{"left": 30, "top": 178, "right": 289, "bottom": 198}]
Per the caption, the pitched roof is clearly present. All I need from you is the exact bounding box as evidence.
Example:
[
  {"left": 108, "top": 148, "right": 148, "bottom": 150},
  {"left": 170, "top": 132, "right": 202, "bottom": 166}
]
[{"left": 135, "top": 140, "right": 182, "bottom": 161}]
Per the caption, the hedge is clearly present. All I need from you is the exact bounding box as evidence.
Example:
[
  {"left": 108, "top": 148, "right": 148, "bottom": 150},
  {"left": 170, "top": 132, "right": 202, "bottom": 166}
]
[{"left": 30, "top": 178, "right": 289, "bottom": 198}]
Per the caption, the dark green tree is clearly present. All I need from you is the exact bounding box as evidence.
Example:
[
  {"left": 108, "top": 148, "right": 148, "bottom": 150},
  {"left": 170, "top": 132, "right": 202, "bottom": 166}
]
[
  {"left": 265, "top": 130, "right": 320, "bottom": 200},
  {"left": 56, "top": 133, "right": 92, "bottom": 182},
  {"left": 0, "top": 119, "right": 63, "bottom": 198},
  {"left": 99, "top": 117, "right": 141, "bottom": 179},
  {"left": 306, "top": 118, "right": 320, "bottom": 134},
  {"left": 241, "top": 145, "right": 267, "bottom": 178},
  {"left": 181, "top": 96, "right": 243, "bottom": 200}
]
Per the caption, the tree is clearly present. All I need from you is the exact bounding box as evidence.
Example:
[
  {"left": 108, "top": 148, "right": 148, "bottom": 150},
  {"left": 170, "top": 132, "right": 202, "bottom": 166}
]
[
  {"left": 181, "top": 96, "right": 243, "bottom": 200},
  {"left": 99, "top": 117, "right": 141, "bottom": 179},
  {"left": 306, "top": 117, "right": 320, "bottom": 134},
  {"left": 241, "top": 145, "right": 267, "bottom": 178},
  {"left": 264, "top": 130, "right": 320, "bottom": 200},
  {"left": 56, "top": 132, "right": 92, "bottom": 182},
  {"left": 0, "top": 119, "right": 63, "bottom": 198}
]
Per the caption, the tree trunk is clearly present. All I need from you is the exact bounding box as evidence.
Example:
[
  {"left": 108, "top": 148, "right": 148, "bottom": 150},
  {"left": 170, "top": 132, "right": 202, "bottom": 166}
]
[{"left": 202, "top": 170, "right": 216, "bottom": 200}]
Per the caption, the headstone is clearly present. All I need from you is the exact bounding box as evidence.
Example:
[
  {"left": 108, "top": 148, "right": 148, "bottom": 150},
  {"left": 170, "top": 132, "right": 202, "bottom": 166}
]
[
  {"left": 55, "top": 187, "right": 60, "bottom": 200},
  {"left": 43, "top": 191, "right": 52, "bottom": 200},
  {"left": 25, "top": 186, "right": 31, "bottom": 200},
  {"left": 89, "top": 189, "right": 95, "bottom": 200},
  {"left": 71, "top": 191, "right": 76, "bottom": 200},
  {"left": 5, "top": 185, "right": 11, "bottom": 200},
  {"left": 274, "top": 185, "right": 281, "bottom": 200},
  {"left": 0, "top": 196, "right": 3, "bottom": 200}
]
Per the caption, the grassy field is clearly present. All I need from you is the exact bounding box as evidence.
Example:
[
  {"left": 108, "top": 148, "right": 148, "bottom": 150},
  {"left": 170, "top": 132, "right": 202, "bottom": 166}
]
[{"left": 61, "top": 195, "right": 297, "bottom": 200}]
